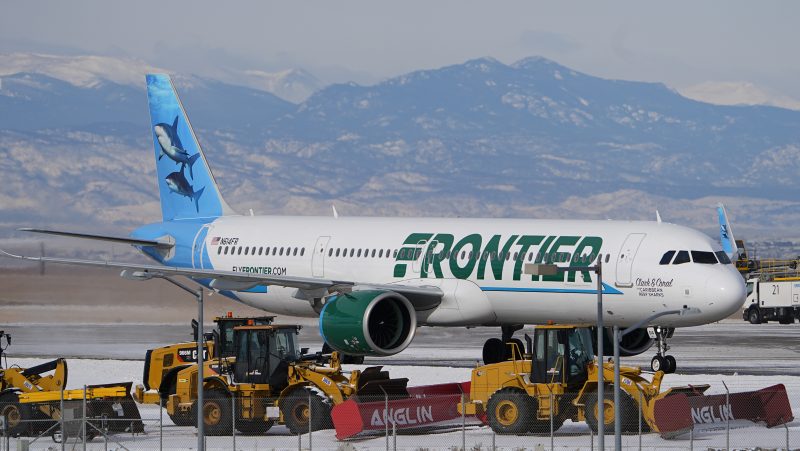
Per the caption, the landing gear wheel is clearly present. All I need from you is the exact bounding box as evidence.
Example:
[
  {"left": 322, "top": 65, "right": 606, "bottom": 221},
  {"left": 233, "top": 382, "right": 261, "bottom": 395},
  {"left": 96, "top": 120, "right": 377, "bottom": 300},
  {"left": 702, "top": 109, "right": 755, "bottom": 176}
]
[
  {"left": 279, "top": 388, "right": 333, "bottom": 435},
  {"left": 748, "top": 308, "right": 762, "bottom": 324},
  {"left": 192, "top": 389, "right": 233, "bottom": 435},
  {"left": 235, "top": 419, "right": 274, "bottom": 435},
  {"left": 0, "top": 392, "right": 31, "bottom": 437},
  {"left": 650, "top": 355, "right": 666, "bottom": 372},
  {"left": 483, "top": 338, "right": 506, "bottom": 365},
  {"left": 664, "top": 355, "right": 677, "bottom": 374},
  {"left": 505, "top": 338, "right": 525, "bottom": 360},
  {"left": 486, "top": 388, "right": 534, "bottom": 434}
]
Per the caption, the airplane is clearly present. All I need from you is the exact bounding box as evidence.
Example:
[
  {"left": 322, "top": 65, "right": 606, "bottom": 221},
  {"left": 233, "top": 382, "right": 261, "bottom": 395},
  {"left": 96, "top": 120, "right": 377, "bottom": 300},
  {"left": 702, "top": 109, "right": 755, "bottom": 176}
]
[{"left": 2, "top": 74, "right": 746, "bottom": 374}]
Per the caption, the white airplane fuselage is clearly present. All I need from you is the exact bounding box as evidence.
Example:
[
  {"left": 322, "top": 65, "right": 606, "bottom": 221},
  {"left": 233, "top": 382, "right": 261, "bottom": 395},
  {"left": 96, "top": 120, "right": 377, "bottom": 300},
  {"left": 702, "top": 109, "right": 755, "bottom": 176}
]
[{"left": 138, "top": 214, "right": 746, "bottom": 328}]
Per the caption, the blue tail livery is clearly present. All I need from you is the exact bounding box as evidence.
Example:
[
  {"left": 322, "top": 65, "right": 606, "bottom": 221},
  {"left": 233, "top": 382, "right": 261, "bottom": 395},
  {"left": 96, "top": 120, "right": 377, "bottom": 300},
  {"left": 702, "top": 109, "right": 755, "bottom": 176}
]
[
  {"left": 146, "top": 74, "right": 234, "bottom": 221},
  {"left": 717, "top": 202, "right": 738, "bottom": 260}
]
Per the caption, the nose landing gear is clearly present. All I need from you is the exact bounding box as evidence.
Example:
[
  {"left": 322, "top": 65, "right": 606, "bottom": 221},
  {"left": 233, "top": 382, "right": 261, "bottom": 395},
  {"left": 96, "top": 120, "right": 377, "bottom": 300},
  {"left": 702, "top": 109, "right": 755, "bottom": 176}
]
[{"left": 649, "top": 326, "right": 676, "bottom": 374}]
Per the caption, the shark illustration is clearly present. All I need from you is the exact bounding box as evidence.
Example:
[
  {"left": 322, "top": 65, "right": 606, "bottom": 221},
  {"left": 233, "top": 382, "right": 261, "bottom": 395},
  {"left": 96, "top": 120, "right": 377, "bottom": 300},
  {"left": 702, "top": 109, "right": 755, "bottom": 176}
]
[
  {"left": 165, "top": 171, "right": 205, "bottom": 213},
  {"left": 154, "top": 116, "right": 201, "bottom": 179}
]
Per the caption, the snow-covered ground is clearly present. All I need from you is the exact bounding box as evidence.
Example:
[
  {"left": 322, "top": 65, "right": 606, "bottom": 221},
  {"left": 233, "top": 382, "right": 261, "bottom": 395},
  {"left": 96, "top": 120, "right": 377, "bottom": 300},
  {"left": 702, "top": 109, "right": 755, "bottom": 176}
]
[{"left": 4, "top": 356, "right": 800, "bottom": 450}]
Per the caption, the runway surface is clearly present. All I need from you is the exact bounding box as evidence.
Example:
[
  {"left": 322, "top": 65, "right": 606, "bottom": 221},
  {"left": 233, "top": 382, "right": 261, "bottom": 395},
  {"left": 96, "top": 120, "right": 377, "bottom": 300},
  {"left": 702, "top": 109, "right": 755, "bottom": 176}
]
[{"left": 4, "top": 319, "right": 799, "bottom": 376}]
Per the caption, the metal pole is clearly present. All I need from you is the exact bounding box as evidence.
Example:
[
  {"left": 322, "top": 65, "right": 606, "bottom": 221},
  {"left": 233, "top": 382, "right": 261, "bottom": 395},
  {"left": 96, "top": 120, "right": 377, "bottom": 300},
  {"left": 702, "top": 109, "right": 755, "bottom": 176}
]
[
  {"left": 723, "top": 380, "right": 729, "bottom": 451},
  {"left": 159, "top": 398, "right": 163, "bottom": 451},
  {"left": 550, "top": 392, "right": 554, "bottom": 451},
  {"left": 596, "top": 260, "right": 605, "bottom": 450},
  {"left": 308, "top": 390, "right": 312, "bottom": 451},
  {"left": 492, "top": 429, "right": 496, "bottom": 451},
  {"left": 196, "top": 289, "right": 204, "bottom": 451},
  {"left": 637, "top": 390, "right": 642, "bottom": 451},
  {"left": 231, "top": 394, "right": 236, "bottom": 451},
  {"left": 689, "top": 427, "right": 693, "bottom": 450},
  {"left": 392, "top": 420, "right": 396, "bottom": 451},
  {"left": 82, "top": 385, "right": 87, "bottom": 451},
  {"left": 785, "top": 422, "right": 789, "bottom": 451},
  {"left": 613, "top": 326, "right": 621, "bottom": 450},
  {"left": 461, "top": 391, "right": 466, "bottom": 451},
  {"left": 60, "top": 386, "right": 65, "bottom": 451},
  {"left": 383, "top": 388, "right": 389, "bottom": 451}
]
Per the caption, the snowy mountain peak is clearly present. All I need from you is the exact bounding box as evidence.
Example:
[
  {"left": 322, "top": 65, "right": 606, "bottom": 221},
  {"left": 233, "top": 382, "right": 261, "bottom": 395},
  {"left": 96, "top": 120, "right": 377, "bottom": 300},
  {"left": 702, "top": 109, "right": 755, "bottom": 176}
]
[{"left": 0, "top": 53, "right": 165, "bottom": 88}]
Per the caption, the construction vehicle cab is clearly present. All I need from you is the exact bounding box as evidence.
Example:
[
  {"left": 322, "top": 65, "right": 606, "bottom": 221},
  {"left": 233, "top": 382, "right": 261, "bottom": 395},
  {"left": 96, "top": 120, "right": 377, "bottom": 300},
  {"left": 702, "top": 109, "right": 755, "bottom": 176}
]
[
  {"left": 232, "top": 325, "right": 300, "bottom": 388},
  {"left": 530, "top": 326, "right": 594, "bottom": 388}
]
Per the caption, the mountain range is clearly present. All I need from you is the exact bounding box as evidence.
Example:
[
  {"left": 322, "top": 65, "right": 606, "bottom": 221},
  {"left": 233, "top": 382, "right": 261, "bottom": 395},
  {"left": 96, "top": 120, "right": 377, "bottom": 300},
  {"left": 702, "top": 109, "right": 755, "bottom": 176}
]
[{"left": 1, "top": 53, "right": 800, "bottom": 257}]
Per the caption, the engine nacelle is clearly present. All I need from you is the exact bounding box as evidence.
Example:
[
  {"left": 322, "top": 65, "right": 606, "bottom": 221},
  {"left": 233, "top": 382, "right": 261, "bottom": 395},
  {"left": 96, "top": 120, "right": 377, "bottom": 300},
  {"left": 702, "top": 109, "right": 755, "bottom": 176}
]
[
  {"left": 594, "top": 327, "right": 654, "bottom": 357},
  {"left": 319, "top": 290, "right": 417, "bottom": 356}
]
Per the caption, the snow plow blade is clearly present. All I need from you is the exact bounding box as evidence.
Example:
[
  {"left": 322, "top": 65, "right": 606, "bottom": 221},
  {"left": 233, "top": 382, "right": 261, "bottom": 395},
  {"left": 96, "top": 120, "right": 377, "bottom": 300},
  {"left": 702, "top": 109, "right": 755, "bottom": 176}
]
[
  {"left": 351, "top": 366, "right": 410, "bottom": 402},
  {"left": 332, "top": 381, "right": 479, "bottom": 440},
  {"left": 652, "top": 383, "right": 793, "bottom": 438}
]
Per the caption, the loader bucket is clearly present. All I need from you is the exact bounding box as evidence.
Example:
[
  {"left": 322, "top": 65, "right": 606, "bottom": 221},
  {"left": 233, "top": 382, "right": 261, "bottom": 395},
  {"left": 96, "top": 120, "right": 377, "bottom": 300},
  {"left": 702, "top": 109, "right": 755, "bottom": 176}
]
[
  {"left": 353, "top": 366, "right": 410, "bottom": 402},
  {"left": 84, "top": 382, "right": 145, "bottom": 433}
]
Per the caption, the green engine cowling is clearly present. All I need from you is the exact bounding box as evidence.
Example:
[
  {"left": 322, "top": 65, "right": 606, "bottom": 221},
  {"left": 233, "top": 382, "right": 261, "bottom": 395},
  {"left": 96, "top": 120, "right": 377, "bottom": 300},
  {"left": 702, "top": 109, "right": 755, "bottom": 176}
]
[{"left": 319, "top": 290, "right": 417, "bottom": 356}]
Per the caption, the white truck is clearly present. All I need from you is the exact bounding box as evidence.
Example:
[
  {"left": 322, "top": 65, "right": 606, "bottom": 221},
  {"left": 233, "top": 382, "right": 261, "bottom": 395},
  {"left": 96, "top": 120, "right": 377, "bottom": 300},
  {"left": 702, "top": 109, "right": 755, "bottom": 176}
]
[{"left": 742, "top": 278, "right": 800, "bottom": 324}]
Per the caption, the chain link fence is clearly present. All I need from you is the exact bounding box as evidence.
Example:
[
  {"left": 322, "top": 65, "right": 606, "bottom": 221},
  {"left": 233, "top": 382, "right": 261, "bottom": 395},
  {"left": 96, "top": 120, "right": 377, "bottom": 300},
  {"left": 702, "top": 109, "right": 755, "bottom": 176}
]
[{"left": 0, "top": 382, "right": 798, "bottom": 450}]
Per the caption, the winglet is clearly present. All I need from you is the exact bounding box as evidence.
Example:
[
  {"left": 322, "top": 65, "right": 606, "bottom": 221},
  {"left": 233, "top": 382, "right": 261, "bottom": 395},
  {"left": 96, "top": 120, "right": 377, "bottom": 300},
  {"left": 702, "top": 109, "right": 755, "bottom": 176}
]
[{"left": 717, "top": 203, "right": 738, "bottom": 260}]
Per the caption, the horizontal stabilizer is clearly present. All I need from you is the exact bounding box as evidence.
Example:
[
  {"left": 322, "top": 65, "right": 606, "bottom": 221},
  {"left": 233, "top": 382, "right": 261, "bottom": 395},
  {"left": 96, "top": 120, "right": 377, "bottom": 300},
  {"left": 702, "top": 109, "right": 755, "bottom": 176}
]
[{"left": 18, "top": 228, "right": 174, "bottom": 249}]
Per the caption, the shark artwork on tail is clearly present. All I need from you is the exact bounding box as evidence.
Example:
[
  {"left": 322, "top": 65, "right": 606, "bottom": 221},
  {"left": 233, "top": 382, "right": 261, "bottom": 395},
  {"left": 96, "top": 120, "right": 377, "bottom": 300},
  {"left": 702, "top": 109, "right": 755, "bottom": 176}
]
[
  {"left": 154, "top": 116, "right": 202, "bottom": 180},
  {"left": 165, "top": 171, "right": 205, "bottom": 213}
]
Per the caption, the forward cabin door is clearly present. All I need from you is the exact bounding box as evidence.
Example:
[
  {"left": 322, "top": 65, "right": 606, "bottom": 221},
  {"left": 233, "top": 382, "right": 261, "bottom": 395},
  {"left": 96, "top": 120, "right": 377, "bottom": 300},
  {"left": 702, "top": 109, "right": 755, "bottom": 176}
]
[
  {"left": 312, "top": 236, "right": 330, "bottom": 277},
  {"left": 615, "top": 233, "right": 646, "bottom": 288}
]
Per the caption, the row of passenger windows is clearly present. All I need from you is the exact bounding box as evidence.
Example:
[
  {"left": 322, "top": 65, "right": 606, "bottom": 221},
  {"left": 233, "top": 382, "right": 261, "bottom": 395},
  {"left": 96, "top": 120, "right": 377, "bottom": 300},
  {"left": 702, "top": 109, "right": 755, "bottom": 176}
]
[
  {"left": 218, "top": 243, "right": 612, "bottom": 265},
  {"left": 659, "top": 250, "right": 731, "bottom": 265},
  {"left": 218, "top": 246, "right": 306, "bottom": 257}
]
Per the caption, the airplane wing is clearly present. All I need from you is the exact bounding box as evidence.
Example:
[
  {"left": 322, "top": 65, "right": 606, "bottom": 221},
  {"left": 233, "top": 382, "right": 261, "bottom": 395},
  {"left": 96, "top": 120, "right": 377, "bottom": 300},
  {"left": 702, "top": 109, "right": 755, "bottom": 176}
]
[
  {"left": 0, "top": 249, "right": 443, "bottom": 310},
  {"left": 18, "top": 228, "right": 174, "bottom": 249}
]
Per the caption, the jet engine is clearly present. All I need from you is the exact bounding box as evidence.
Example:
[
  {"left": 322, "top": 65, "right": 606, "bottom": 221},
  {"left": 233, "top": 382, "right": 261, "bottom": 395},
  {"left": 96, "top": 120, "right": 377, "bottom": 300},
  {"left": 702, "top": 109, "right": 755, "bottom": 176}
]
[
  {"left": 594, "top": 327, "right": 654, "bottom": 357},
  {"left": 319, "top": 290, "right": 417, "bottom": 356}
]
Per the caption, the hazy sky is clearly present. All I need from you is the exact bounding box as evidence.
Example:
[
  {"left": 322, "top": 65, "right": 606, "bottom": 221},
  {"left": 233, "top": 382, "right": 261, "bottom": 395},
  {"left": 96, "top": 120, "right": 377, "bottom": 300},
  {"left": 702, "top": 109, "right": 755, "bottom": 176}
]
[{"left": 3, "top": 1, "right": 799, "bottom": 101}]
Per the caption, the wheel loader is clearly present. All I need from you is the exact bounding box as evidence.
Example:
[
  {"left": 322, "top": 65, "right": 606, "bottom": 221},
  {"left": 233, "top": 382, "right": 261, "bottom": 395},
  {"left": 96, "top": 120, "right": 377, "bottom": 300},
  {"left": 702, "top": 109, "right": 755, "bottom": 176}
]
[
  {"left": 458, "top": 324, "right": 709, "bottom": 435},
  {"left": 135, "top": 313, "right": 275, "bottom": 406},
  {"left": 0, "top": 331, "right": 143, "bottom": 438},
  {"left": 161, "top": 324, "right": 408, "bottom": 435}
]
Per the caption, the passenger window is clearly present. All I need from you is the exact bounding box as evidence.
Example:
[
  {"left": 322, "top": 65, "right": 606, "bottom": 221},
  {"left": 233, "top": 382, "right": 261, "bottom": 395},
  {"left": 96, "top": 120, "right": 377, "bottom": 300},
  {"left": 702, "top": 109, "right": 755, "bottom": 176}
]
[
  {"left": 328, "top": 248, "right": 333, "bottom": 257},
  {"left": 244, "top": 247, "right": 250, "bottom": 255},
  {"left": 692, "top": 251, "right": 717, "bottom": 264},
  {"left": 217, "top": 246, "right": 222, "bottom": 255},
  {"left": 272, "top": 247, "right": 278, "bottom": 255},
  {"left": 393, "top": 250, "right": 398, "bottom": 258},
  {"left": 336, "top": 248, "right": 341, "bottom": 257},
  {"left": 357, "top": 249, "right": 362, "bottom": 257},
  {"left": 350, "top": 249, "right": 355, "bottom": 257},
  {"left": 371, "top": 249, "right": 376, "bottom": 258},
  {"left": 301, "top": 248, "right": 305, "bottom": 256},
  {"left": 257, "top": 247, "right": 262, "bottom": 255},
  {"left": 236, "top": 247, "right": 242, "bottom": 255},
  {"left": 673, "top": 250, "right": 690, "bottom": 265},
  {"left": 659, "top": 251, "right": 676, "bottom": 265},
  {"left": 224, "top": 246, "right": 229, "bottom": 255},
  {"left": 378, "top": 249, "right": 383, "bottom": 258},
  {"left": 605, "top": 254, "right": 610, "bottom": 263},
  {"left": 715, "top": 251, "right": 731, "bottom": 264},
  {"left": 528, "top": 252, "right": 533, "bottom": 262}
]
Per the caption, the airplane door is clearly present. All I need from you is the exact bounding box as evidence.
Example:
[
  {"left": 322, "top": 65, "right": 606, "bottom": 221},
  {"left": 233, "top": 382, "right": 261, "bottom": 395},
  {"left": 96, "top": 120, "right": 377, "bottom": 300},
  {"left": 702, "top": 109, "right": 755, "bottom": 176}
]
[
  {"left": 615, "top": 233, "right": 646, "bottom": 288},
  {"left": 192, "top": 225, "right": 210, "bottom": 269},
  {"left": 312, "top": 236, "right": 330, "bottom": 277}
]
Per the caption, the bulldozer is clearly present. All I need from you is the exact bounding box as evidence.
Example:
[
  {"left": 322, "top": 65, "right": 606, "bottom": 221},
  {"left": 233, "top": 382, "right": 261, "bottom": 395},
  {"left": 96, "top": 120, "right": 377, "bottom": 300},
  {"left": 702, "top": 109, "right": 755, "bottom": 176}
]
[
  {"left": 0, "top": 331, "right": 143, "bottom": 438},
  {"left": 136, "top": 313, "right": 275, "bottom": 407},
  {"left": 160, "top": 324, "right": 408, "bottom": 435},
  {"left": 459, "top": 324, "right": 709, "bottom": 434}
]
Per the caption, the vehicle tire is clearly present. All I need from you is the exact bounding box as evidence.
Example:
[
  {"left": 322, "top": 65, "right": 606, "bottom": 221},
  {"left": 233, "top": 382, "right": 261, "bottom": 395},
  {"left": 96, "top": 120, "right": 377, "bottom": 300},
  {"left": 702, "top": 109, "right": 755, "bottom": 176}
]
[
  {"left": 486, "top": 387, "right": 534, "bottom": 435},
  {"left": 505, "top": 338, "right": 525, "bottom": 360},
  {"left": 779, "top": 313, "right": 794, "bottom": 324},
  {"left": 235, "top": 419, "right": 274, "bottom": 435},
  {"left": 664, "top": 355, "right": 677, "bottom": 374},
  {"left": 0, "top": 392, "right": 31, "bottom": 437},
  {"left": 650, "top": 355, "right": 666, "bottom": 372},
  {"left": 748, "top": 308, "right": 762, "bottom": 324},
  {"left": 483, "top": 338, "right": 506, "bottom": 365},
  {"left": 194, "top": 389, "right": 233, "bottom": 436},
  {"left": 279, "top": 387, "right": 333, "bottom": 435},
  {"left": 585, "top": 388, "right": 645, "bottom": 434}
]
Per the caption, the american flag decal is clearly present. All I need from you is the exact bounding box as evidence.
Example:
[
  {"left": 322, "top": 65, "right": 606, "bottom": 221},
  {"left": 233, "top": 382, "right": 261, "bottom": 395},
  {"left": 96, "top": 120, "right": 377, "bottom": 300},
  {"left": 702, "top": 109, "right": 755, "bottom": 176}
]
[{"left": 211, "top": 236, "right": 220, "bottom": 245}]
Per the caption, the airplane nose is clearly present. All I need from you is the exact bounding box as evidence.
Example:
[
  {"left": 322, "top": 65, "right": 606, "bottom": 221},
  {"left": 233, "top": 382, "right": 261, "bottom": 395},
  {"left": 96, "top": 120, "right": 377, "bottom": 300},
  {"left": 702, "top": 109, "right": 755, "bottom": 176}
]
[{"left": 705, "top": 268, "right": 747, "bottom": 320}]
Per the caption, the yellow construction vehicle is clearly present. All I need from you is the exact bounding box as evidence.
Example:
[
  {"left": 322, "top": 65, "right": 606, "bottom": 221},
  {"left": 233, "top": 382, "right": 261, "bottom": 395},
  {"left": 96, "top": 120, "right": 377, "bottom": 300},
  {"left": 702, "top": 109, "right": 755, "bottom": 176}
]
[
  {"left": 0, "top": 331, "right": 143, "bottom": 438},
  {"left": 136, "top": 314, "right": 275, "bottom": 407},
  {"left": 459, "top": 324, "right": 708, "bottom": 434},
  {"left": 160, "top": 324, "right": 407, "bottom": 435}
]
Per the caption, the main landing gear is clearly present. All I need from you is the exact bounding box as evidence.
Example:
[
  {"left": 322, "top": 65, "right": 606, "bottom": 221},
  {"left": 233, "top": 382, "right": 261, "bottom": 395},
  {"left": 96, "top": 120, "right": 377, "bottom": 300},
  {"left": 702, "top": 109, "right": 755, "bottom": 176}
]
[
  {"left": 483, "top": 325, "right": 525, "bottom": 365},
  {"left": 649, "top": 326, "right": 676, "bottom": 374}
]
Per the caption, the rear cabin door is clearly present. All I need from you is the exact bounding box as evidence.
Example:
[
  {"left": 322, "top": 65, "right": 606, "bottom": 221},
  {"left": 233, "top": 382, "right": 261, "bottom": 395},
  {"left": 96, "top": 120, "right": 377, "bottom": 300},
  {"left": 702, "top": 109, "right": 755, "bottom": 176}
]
[
  {"left": 615, "top": 233, "right": 646, "bottom": 288},
  {"left": 192, "top": 224, "right": 210, "bottom": 269},
  {"left": 531, "top": 329, "right": 566, "bottom": 385},
  {"left": 312, "top": 236, "right": 330, "bottom": 278}
]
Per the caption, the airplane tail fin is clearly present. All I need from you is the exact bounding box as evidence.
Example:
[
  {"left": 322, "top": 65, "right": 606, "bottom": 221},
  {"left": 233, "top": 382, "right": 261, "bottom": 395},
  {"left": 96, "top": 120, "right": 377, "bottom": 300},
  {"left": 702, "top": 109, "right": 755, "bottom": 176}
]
[
  {"left": 717, "top": 203, "right": 738, "bottom": 260},
  {"left": 146, "top": 74, "right": 235, "bottom": 221}
]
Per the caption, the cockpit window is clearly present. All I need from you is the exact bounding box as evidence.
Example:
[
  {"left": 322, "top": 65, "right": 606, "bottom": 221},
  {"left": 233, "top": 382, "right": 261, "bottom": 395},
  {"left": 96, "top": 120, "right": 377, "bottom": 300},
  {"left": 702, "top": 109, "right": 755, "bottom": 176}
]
[
  {"left": 673, "top": 250, "right": 690, "bottom": 265},
  {"left": 691, "top": 251, "right": 718, "bottom": 264},
  {"left": 715, "top": 251, "right": 732, "bottom": 265},
  {"left": 659, "top": 250, "right": 676, "bottom": 265}
]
